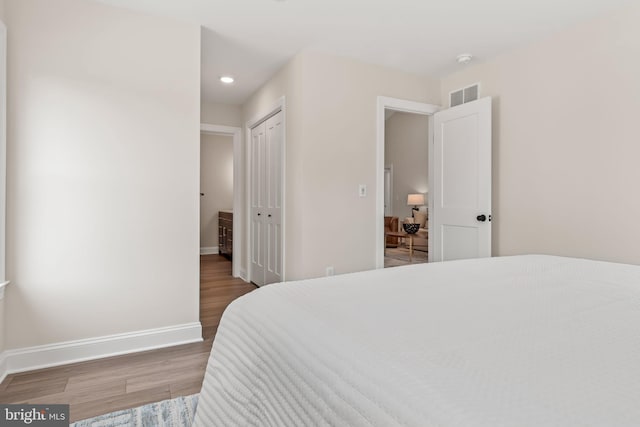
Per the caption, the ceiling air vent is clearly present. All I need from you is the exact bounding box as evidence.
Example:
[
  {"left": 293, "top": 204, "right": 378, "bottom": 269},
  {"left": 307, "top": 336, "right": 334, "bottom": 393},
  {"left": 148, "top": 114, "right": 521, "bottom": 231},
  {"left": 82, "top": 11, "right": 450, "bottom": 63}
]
[{"left": 449, "top": 83, "right": 480, "bottom": 107}]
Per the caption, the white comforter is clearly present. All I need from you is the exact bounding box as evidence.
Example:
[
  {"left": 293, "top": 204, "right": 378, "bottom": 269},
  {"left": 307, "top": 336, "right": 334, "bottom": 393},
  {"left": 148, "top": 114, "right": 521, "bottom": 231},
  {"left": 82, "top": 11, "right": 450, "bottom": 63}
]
[{"left": 194, "top": 255, "right": 640, "bottom": 426}]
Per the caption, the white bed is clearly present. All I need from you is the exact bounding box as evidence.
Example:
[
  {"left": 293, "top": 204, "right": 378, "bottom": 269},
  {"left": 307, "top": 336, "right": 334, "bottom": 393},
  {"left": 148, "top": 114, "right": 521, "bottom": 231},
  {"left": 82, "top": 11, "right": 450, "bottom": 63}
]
[{"left": 193, "top": 255, "right": 640, "bottom": 426}]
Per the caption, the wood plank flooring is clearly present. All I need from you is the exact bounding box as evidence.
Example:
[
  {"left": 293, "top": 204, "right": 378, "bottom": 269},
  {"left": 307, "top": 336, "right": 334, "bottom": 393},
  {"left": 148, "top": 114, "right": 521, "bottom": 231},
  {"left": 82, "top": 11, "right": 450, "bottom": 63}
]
[{"left": 0, "top": 255, "right": 256, "bottom": 422}]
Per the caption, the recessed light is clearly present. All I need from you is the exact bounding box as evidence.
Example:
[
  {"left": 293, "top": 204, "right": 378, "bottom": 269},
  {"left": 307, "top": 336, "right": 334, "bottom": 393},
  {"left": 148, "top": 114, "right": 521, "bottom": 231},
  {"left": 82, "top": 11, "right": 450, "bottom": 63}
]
[
  {"left": 456, "top": 53, "right": 473, "bottom": 64},
  {"left": 220, "top": 76, "right": 234, "bottom": 84}
]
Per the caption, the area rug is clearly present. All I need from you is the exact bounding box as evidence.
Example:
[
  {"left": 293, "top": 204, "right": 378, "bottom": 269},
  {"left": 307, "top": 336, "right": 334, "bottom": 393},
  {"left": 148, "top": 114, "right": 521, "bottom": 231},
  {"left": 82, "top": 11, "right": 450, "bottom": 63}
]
[
  {"left": 70, "top": 394, "right": 199, "bottom": 427},
  {"left": 384, "top": 247, "right": 428, "bottom": 268}
]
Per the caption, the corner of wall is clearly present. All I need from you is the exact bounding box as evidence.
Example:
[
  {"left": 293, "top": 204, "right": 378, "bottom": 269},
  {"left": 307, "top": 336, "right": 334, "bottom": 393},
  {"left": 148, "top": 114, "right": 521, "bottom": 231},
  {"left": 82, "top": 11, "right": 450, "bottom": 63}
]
[{"left": 0, "top": 0, "right": 7, "bottom": 380}]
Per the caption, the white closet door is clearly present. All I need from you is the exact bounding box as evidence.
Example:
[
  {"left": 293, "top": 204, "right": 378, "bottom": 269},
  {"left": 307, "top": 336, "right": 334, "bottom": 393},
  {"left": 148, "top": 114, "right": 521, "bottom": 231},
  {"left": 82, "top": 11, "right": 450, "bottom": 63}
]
[
  {"left": 250, "top": 122, "right": 266, "bottom": 285},
  {"left": 264, "top": 112, "right": 283, "bottom": 284},
  {"left": 250, "top": 111, "right": 283, "bottom": 286}
]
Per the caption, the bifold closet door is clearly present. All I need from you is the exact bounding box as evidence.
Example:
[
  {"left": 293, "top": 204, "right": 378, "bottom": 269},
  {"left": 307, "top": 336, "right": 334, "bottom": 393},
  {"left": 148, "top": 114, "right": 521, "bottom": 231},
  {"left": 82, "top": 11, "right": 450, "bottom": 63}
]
[
  {"left": 250, "top": 121, "right": 266, "bottom": 285},
  {"left": 250, "top": 111, "right": 283, "bottom": 286}
]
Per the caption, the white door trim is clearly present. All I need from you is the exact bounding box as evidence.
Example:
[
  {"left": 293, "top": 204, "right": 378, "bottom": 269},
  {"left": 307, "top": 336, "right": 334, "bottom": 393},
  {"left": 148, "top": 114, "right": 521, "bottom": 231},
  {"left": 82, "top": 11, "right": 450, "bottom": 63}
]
[
  {"left": 376, "top": 96, "right": 441, "bottom": 269},
  {"left": 245, "top": 96, "right": 286, "bottom": 284},
  {"left": 384, "top": 165, "right": 393, "bottom": 217},
  {"left": 200, "top": 123, "right": 243, "bottom": 279}
]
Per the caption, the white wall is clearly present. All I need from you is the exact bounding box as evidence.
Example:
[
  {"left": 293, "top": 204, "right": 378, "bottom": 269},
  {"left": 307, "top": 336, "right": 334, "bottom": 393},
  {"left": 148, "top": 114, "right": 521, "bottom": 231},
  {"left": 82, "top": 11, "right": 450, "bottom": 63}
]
[
  {"left": 3, "top": 0, "right": 201, "bottom": 349},
  {"left": 384, "top": 112, "right": 429, "bottom": 220},
  {"left": 441, "top": 3, "right": 640, "bottom": 264},
  {"left": 200, "top": 134, "right": 233, "bottom": 249},
  {"left": 201, "top": 102, "right": 242, "bottom": 127},
  {"left": 242, "top": 51, "right": 439, "bottom": 280}
]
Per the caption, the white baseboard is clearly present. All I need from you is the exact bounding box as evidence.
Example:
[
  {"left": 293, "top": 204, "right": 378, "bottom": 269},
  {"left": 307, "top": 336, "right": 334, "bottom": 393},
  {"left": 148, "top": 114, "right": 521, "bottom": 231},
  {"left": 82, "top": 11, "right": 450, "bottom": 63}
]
[
  {"left": 0, "top": 322, "right": 202, "bottom": 383},
  {"left": 240, "top": 268, "right": 248, "bottom": 282},
  {"left": 200, "top": 246, "right": 219, "bottom": 255}
]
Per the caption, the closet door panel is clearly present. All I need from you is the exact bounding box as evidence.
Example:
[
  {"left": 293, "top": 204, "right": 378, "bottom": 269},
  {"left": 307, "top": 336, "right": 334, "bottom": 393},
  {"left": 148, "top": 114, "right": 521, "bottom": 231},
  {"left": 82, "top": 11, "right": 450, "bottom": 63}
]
[
  {"left": 265, "top": 112, "right": 283, "bottom": 284},
  {"left": 250, "top": 122, "right": 266, "bottom": 285}
]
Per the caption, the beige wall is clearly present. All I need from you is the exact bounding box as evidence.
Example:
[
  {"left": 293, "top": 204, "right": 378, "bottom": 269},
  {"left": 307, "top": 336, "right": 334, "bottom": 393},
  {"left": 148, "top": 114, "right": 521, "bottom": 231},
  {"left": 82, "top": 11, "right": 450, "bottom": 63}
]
[
  {"left": 298, "top": 52, "right": 439, "bottom": 278},
  {"left": 3, "top": 0, "right": 201, "bottom": 349},
  {"left": 242, "top": 51, "right": 439, "bottom": 280},
  {"left": 201, "top": 102, "right": 242, "bottom": 127},
  {"left": 385, "top": 112, "right": 429, "bottom": 220},
  {"left": 441, "top": 3, "right": 640, "bottom": 264},
  {"left": 200, "top": 134, "right": 234, "bottom": 248}
]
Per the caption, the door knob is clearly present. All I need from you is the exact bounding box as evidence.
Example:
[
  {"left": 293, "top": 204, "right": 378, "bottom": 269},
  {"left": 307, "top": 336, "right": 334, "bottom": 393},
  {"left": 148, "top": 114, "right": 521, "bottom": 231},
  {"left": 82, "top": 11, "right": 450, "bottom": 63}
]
[
  {"left": 268, "top": 214, "right": 272, "bottom": 218},
  {"left": 476, "top": 214, "right": 487, "bottom": 222},
  {"left": 257, "top": 213, "right": 261, "bottom": 216}
]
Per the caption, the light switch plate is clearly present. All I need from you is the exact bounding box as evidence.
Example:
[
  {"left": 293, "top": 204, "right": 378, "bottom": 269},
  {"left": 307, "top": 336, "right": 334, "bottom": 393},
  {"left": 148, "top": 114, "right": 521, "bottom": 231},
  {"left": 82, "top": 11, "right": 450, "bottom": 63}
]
[{"left": 359, "top": 184, "right": 367, "bottom": 197}]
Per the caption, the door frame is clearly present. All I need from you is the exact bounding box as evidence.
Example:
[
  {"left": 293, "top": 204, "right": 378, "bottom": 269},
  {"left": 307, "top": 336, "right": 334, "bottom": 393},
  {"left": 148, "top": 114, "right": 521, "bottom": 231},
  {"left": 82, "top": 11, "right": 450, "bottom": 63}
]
[
  {"left": 200, "top": 123, "right": 242, "bottom": 278},
  {"left": 384, "top": 165, "right": 393, "bottom": 217},
  {"left": 376, "top": 96, "right": 440, "bottom": 269},
  {"left": 245, "top": 96, "right": 286, "bottom": 284}
]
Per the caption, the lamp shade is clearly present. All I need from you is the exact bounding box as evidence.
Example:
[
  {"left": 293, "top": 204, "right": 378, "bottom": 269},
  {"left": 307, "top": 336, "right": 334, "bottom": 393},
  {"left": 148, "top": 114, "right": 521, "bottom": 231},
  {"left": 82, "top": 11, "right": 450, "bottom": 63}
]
[{"left": 407, "top": 193, "right": 425, "bottom": 206}]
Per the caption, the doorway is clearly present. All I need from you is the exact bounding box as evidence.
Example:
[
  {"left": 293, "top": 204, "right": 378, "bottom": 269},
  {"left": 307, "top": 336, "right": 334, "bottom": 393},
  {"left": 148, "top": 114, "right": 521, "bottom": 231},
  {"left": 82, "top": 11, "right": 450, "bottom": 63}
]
[
  {"left": 200, "top": 124, "right": 242, "bottom": 278},
  {"left": 377, "top": 96, "right": 493, "bottom": 267},
  {"left": 383, "top": 110, "right": 431, "bottom": 268},
  {"left": 199, "top": 124, "right": 254, "bottom": 340},
  {"left": 376, "top": 97, "right": 440, "bottom": 269},
  {"left": 200, "top": 133, "right": 233, "bottom": 255}
]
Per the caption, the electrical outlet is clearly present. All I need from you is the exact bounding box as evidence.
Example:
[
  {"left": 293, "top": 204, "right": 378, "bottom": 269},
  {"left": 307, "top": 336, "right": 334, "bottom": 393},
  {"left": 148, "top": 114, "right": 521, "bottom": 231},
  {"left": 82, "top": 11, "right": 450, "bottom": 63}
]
[
  {"left": 326, "top": 266, "right": 335, "bottom": 276},
  {"left": 359, "top": 184, "right": 367, "bottom": 197}
]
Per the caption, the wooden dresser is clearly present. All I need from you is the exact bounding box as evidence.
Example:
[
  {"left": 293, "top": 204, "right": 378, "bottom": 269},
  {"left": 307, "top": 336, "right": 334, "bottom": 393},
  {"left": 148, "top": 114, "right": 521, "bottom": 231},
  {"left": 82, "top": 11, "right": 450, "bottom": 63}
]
[{"left": 218, "top": 211, "right": 233, "bottom": 259}]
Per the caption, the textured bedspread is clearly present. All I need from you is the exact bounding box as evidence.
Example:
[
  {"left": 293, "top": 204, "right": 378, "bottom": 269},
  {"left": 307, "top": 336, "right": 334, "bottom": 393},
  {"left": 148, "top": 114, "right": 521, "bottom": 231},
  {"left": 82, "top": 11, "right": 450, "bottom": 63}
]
[{"left": 194, "top": 255, "right": 640, "bottom": 426}]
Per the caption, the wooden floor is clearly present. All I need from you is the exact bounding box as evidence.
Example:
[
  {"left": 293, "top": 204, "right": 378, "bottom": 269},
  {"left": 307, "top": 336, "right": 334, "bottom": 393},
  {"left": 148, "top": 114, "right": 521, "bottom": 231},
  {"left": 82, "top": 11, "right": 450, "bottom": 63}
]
[{"left": 0, "top": 255, "right": 256, "bottom": 422}]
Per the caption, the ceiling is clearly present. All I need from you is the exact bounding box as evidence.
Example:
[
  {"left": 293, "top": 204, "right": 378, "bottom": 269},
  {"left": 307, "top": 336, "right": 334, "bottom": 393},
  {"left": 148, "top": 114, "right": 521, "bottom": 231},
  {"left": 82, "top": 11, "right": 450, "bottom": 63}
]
[{"left": 95, "top": 0, "right": 632, "bottom": 106}]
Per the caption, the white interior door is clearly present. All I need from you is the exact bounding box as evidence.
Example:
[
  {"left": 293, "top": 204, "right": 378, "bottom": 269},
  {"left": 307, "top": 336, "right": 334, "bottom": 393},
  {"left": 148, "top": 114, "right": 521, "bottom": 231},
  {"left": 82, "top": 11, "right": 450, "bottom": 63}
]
[
  {"left": 250, "top": 122, "right": 266, "bottom": 285},
  {"left": 431, "top": 97, "right": 492, "bottom": 262},
  {"left": 250, "top": 111, "right": 283, "bottom": 286}
]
